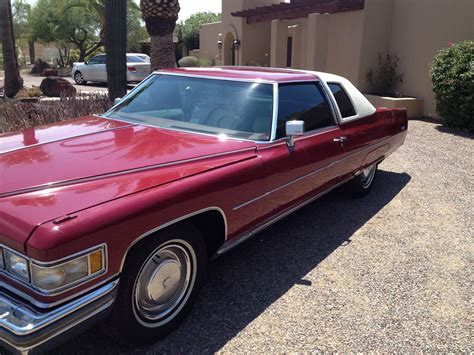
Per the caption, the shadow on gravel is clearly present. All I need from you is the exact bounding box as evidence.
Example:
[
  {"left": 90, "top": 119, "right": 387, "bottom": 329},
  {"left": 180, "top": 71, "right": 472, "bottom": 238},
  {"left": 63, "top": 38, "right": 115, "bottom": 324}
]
[
  {"left": 50, "top": 170, "right": 411, "bottom": 354},
  {"left": 435, "top": 125, "right": 473, "bottom": 139}
]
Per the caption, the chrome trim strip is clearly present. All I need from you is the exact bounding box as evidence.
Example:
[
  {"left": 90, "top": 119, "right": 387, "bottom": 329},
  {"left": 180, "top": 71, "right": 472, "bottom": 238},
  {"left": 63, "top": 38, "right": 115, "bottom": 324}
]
[
  {"left": 0, "top": 244, "right": 108, "bottom": 297},
  {"left": 218, "top": 176, "right": 354, "bottom": 255},
  {"left": 234, "top": 137, "right": 392, "bottom": 210},
  {"left": 0, "top": 124, "right": 135, "bottom": 155},
  {"left": 0, "top": 147, "right": 256, "bottom": 198},
  {"left": 154, "top": 71, "right": 277, "bottom": 84},
  {"left": 119, "top": 207, "right": 228, "bottom": 272},
  {"left": 0, "top": 279, "right": 118, "bottom": 337},
  {"left": 0, "top": 274, "right": 119, "bottom": 309}
]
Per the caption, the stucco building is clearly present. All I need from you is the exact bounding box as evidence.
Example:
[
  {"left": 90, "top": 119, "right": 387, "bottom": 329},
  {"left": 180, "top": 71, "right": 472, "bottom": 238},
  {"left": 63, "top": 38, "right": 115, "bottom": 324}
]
[{"left": 199, "top": 0, "right": 474, "bottom": 117}]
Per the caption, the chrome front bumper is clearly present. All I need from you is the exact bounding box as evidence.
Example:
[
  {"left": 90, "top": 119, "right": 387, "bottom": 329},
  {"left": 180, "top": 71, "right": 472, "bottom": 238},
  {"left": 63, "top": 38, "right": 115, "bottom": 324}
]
[{"left": 0, "top": 280, "right": 118, "bottom": 354}]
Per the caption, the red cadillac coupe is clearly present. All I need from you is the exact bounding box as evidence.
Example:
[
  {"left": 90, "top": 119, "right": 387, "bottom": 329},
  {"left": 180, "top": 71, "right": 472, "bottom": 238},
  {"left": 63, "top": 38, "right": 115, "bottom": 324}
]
[{"left": 0, "top": 67, "right": 407, "bottom": 353}]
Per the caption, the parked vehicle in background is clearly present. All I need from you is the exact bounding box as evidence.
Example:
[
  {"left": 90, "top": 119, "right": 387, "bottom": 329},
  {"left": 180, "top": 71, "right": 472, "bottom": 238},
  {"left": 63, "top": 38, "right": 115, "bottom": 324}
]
[
  {"left": 0, "top": 67, "right": 407, "bottom": 353},
  {"left": 128, "top": 53, "right": 151, "bottom": 63},
  {"left": 72, "top": 54, "right": 151, "bottom": 85}
]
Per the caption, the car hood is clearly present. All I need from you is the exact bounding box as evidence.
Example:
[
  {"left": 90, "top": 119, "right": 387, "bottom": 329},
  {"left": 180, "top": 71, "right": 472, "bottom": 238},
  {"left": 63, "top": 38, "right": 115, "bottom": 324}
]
[{"left": 0, "top": 116, "right": 256, "bottom": 249}]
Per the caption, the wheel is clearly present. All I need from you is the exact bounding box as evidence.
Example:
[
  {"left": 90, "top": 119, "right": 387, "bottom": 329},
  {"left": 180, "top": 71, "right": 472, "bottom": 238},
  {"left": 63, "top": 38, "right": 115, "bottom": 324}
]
[
  {"left": 107, "top": 223, "right": 207, "bottom": 345},
  {"left": 74, "top": 71, "right": 86, "bottom": 85},
  {"left": 345, "top": 163, "right": 378, "bottom": 197}
]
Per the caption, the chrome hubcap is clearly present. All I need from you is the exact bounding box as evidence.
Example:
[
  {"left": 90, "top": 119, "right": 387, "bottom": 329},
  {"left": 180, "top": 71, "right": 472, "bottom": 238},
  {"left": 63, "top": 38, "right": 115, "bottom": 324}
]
[
  {"left": 361, "top": 164, "right": 376, "bottom": 188},
  {"left": 133, "top": 243, "right": 193, "bottom": 326}
]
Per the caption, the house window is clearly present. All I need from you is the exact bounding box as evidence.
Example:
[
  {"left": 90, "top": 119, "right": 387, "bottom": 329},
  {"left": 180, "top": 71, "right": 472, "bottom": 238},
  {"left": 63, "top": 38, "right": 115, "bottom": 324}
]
[
  {"left": 276, "top": 83, "right": 335, "bottom": 138},
  {"left": 328, "top": 83, "right": 356, "bottom": 118}
]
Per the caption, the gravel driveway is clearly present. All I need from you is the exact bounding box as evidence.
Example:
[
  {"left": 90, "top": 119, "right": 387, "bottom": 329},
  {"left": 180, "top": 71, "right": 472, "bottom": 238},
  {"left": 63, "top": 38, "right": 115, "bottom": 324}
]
[{"left": 49, "top": 119, "right": 472, "bottom": 354}]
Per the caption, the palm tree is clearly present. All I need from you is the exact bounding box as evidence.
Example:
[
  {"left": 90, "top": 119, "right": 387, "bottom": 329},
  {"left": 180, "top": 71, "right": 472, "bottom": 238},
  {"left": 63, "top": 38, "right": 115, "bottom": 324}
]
[
  {"left": 105, "top": 0, "right": 127, "bottom": 100},
  {"left": 0, "top": 0, "right": 23, "bottom": 98},
  {"left": 140, "top": 0, "right": 180, "bottom": 70}
]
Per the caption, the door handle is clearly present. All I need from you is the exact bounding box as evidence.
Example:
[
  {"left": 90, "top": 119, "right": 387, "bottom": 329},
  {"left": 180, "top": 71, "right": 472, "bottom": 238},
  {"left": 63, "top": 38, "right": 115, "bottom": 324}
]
[{"left": 333, "top": 136, "right": 347, "bottom": 145}]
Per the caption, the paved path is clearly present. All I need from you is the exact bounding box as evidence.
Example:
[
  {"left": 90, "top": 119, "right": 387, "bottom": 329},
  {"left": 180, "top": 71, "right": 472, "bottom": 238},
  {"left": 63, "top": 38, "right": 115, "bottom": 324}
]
[{"left": 49, "top": 120, "right": 473, "bottom": 353}]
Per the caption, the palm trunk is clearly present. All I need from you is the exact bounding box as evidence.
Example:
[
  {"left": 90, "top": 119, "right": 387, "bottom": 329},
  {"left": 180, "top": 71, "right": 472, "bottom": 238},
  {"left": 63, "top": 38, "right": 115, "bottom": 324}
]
[
  {"left": 150, "top": 32, "right": 176, "bottom": 71},
  {"left": 145, "top": 17, "right": 177, "bottom": 71},
  {"left": 0, "top": 0, "right": 23, "bottom": 98},
  {"left": 105, "top": 0, "right": 127, "bottom": 100}
]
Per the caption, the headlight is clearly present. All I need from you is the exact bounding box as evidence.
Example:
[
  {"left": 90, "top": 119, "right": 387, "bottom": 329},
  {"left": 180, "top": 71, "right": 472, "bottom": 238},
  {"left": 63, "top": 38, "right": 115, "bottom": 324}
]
[
  {"left": 31, "top": 247, "right": 105, "bottom": 292},
  {"left": 4, "top": 250, "right": 30, "bottom": 282},
  {"left": 0, "top": 244, "right": 106, "bottom": 294}
]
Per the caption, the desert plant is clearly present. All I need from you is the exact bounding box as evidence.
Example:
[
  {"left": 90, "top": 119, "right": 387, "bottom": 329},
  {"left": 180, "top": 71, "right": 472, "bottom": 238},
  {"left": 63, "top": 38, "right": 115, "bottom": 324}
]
[
  {"left": 0, "top": 94, "right": 111, "bottom": 133},
  {"left": 430, "top": 40, "right": 473, "bottom": 132},
  {"left": 366, "top": 53, "right": 403, "bottom": 96},
  {"left": 140, "top": 0, "right": 180, "bottom": 70},
  {"left": 178, "top": 55, "right": 198, "bottom": 67},
  {"left": 105, "top": 0, "right": 127, "bottom": 100}
]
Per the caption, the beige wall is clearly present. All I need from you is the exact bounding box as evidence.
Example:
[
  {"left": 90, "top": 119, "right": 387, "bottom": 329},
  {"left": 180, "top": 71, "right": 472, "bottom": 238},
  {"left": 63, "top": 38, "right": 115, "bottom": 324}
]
[
  {"left": 326, "top": 11, "right": 365, "bottom": 85},
  {"left": 199, "top": 0, "right": 474, "bottom": 117},
  {"left": 389, "top": 0, "right": 474, "bottom": 116},
  {"left": 357, "top": 0, "right": 394, "bottom": 91},
  {"left": 199, "top": 22, "right": 223, "bottom": 64}
]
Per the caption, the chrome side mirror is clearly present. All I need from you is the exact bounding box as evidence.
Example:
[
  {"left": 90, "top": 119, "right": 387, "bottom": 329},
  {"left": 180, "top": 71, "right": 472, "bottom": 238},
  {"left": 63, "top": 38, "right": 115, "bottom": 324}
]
[
  {"left": 285, "top": 120, "right": 305, "bottom": 147},
  {"left": 113, "top": 97, "right": 122, "bottom": 106}
]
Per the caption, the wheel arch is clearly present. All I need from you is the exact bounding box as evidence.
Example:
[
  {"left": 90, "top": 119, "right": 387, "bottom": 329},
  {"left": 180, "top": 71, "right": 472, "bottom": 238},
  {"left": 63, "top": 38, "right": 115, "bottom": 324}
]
[{"left": 119, "top": 207, "right": 227, "bottom": 272}]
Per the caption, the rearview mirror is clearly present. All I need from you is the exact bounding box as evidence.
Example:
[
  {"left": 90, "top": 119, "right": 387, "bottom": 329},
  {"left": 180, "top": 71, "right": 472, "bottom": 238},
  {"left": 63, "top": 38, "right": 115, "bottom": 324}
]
[
  {"left": 114, "top": 97, "right": 122, "bottom": 106},
  {"left": 84, "top": 61, "right": 89, "bottom": 65},
  {"left": 286, "top": 120, "right": 305, "bottom": 147}
]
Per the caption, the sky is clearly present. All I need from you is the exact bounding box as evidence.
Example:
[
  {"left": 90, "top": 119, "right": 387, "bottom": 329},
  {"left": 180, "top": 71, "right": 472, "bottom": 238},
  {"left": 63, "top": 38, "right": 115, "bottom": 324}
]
[{"left": 25, "top": 0, "right": 222, "bottom": 21}]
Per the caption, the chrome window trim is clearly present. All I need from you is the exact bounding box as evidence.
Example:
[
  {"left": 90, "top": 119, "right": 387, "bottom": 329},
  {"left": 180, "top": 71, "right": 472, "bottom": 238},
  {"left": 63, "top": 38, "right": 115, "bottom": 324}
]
[
  {"left": 101, "top": 73, "right": 321, "bottom": 145},
  {"left": 0, "top": 243, "right": 107, "bottom": 297},
  {"left": 326, "top": 81, "right": 358, "bottom": 122},
  {"left": 118, "top": 207, "right": 228, "bottom": 272},
  {"left": 274, "top": 81, "right": 340, "bottom": 140},
  {"left": 0, "top": 147, "right": 256, "bottom": 198}
]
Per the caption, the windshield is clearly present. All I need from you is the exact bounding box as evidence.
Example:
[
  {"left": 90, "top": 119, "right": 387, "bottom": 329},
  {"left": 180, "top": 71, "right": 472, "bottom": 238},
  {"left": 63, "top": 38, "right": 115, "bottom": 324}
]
[
  {"left": 105, "top": 74, "right": 274, "bottom": 141},
  {"left": 126, "top": 55, "right": 147, "bottom": 63}
]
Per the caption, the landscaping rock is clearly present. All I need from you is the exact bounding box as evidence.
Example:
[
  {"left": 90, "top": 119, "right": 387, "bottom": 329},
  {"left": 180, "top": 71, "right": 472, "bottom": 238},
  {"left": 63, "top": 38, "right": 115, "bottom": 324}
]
[
  {"left": 40, "top": 77, "right": 76, "bottom": 97},
  {"left": 41, "top": 69, "right": 59, "bottom": 77}
]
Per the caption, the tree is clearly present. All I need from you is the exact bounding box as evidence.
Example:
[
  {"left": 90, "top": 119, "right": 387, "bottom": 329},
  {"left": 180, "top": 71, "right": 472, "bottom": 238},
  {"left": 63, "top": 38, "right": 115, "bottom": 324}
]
[
  {"left": 12, "top": 0, "right": 34, "bottom": 64},
  {"left": 140, "top": 0, "right": 180, "bottom": 70},
  {"left": 29, "top": 0, "right": 103, "bottom": 63},
  {"left": 177, "top": 12, "right": 220, "bottom": 51},
  {"left": 105, "top": 0, "right": 127, "bottom": 100},
  {"left": 0, "top": 0, "right": 23, "bottom": 97}
]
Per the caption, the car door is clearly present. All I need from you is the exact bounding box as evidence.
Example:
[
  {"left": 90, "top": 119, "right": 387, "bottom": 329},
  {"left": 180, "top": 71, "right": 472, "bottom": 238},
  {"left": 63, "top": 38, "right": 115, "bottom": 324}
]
[
  {"left": 254, "top": 81, "right": 346, "bottom": 220},
  {"left": 85, "top": 55, "right": 106, "bottom": 82}
]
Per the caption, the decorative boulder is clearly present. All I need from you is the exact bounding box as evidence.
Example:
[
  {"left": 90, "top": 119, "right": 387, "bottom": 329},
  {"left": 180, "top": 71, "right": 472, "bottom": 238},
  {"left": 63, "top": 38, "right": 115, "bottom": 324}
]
[
  {"left": 31, "top": 59, "right": 50, "bottom": 74},
  {"left": 40, "top": 77, "right": 77, "bottom": 97},
  {"left": 41, "top": 69, "right": 59, "bottom": 77}
]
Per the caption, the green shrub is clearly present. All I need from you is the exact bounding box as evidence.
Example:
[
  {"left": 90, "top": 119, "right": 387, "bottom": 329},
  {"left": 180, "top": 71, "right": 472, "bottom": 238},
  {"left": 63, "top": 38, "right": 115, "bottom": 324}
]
[
  {"left": 430, "top": 40, "right": 474, "bottom": 132},
  {"left": 198, "top": 58, "right": 214, "bottom": 67},
  {"left": 178, "top": 56, "right": 199, "bottom": 67},
  {"left": 366, "top": 53, "right": 404, "bottom": 96}
]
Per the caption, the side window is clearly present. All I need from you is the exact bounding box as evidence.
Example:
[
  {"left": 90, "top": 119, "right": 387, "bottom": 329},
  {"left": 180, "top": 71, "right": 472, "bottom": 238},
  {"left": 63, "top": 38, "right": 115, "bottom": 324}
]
[
  {"left": 97, "top": 55, "right": 106, "bottom": 64},
  {"left": 88, "top": 56, "right": 101, "bottom": 65},
  {"left": 277, "top": 82, "right": 335, "bottom": 138},
  {"left": 328, "top": 83, "right": 356, "bottom": 118}
]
